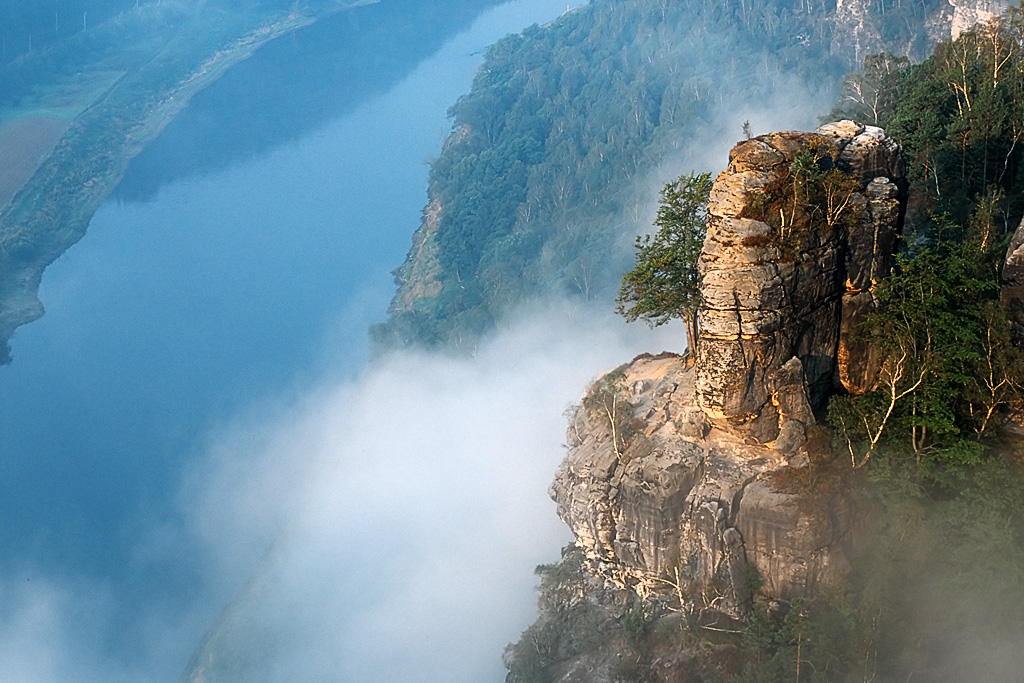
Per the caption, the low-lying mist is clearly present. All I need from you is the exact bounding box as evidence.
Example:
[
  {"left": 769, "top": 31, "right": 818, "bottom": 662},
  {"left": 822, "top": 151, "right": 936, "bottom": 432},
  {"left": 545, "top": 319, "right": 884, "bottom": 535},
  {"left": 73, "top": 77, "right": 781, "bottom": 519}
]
[
  {"left": 0, "top": 56, "right": 840, "bottom": 683},
  {"left": 0, "top": 303, "right": 681, "bottom": 682},
  {"left": 614, "top": 66, "right": 835, "bottom": 281}
]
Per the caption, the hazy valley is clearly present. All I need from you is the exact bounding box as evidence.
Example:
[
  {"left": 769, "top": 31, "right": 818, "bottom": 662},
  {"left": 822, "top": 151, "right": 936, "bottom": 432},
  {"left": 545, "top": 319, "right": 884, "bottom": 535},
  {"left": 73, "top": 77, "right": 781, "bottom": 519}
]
[{"left": 0, "top": 1, "right": 1022, "bottom": 682}]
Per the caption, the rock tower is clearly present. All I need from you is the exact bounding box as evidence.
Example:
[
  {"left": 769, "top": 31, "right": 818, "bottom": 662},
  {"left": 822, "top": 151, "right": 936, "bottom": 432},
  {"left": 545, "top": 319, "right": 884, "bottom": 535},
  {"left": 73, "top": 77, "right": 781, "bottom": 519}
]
[
  {"left": 696, "top": 121, "right": 905, "bottom": 442},
  {"left": 551, "top": 122, "right": 905, "bottom": 620}
]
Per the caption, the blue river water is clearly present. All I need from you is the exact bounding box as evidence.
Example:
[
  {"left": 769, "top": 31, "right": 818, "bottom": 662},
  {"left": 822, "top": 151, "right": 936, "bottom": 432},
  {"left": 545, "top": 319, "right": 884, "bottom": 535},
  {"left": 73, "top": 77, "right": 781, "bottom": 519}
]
[{"left": 0, "top": 0, "right": 568, "bottom": 673}]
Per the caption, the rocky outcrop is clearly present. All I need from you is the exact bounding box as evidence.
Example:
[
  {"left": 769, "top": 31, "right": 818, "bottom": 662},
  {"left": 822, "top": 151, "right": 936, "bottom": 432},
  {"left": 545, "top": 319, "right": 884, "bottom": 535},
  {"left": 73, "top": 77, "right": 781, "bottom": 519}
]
[
  {"left": 833, "top": 0, "right": 1010, "bottom": 58},
  {"left": 950, "top": 0, "right": 1010, "bottom": 40},
  {"left": 833, "top": 0, "right": 884, "bottom": 63},
  {"left": 550, "top": 122, "right": 904, "bottom": 626},
  {"left": 552, "top": 358, "right": 847, "bottom": 618},
  {"left": 1003, "top": 216, "right": 1024, "bottom": 341},
  {"left": 695, "top": 122, "right": 904, "bottom": 442},
  {"left": 551, "top": 355, "right": 850, "bottom": 620}
]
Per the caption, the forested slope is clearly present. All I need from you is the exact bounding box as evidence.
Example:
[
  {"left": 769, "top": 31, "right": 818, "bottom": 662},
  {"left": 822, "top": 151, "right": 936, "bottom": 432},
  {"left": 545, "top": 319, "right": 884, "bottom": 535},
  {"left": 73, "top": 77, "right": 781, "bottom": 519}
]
[{"left": 373, "top": 0, "right": 951, "bottom": 350}]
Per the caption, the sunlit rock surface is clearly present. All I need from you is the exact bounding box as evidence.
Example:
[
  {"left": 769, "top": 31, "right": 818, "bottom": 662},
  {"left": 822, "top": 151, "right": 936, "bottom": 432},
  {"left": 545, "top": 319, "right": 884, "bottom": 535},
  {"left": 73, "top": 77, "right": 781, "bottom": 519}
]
[
  {"left": 833, "top": 0, "right": 1010, "bottom": 58},
  {"left": 950, "top": 0, "right": 1011, "bottom": 39},
  {"left": 695, "top": 122, "right": 904, "bottom": 442},
  {"left": 550, "top": 122, "right": 905, "bottom": 624},
  {"left": 551, "top": 355, "right": 850, "bottom": 621}
]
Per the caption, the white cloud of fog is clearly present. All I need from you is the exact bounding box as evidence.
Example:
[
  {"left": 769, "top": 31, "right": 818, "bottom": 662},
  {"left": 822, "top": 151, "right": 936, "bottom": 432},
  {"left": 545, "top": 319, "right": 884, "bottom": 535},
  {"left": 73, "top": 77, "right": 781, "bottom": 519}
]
[
  {"left": 0, "top": 8, "right": 840, "bottom": 681},
  {"left": 0, "top": 303, "right": 681, "bottom": 683},
  {"left": 179, "top": 302, "right": 682, "bottom": 682},
  {"left": 289, "top": 64, "right": 835, "bottom": 683},
  {"left": 0, "top": 581, "right": 88, "bottom": 683},
  {"left": 0, "top": 578, "right": 162, "bottom": 683},
  {"left": 674, "top": 73, "right": 835, "bottom": 178}
]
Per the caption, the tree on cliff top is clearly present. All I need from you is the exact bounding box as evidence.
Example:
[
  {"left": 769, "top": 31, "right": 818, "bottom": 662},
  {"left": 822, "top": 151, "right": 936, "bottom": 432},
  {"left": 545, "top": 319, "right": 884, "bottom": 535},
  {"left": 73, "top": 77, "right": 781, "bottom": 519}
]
[{"left": 616, "top": 171, "right": 712, "bottom": 357}]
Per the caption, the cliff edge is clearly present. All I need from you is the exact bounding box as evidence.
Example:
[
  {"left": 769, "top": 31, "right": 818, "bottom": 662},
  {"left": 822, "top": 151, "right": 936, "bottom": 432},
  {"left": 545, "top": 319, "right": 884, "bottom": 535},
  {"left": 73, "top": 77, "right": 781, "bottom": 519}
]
[
  {"left": 552, "top": 353, "right": 850, "bottom": 625},
  {"left": 549, "top": 123, "right": 904, "bottom": 642}
]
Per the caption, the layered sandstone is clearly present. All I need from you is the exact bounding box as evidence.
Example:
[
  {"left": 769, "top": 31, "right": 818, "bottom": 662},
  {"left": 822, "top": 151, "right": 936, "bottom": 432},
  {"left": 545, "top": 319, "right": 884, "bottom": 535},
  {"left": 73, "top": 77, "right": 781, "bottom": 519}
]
[
  {"left": 551, "top": 122, "right": 903, "bottom": 621},
  {"left": 696, "top": 122, "right": 904, "bottom": 442},
  {"left": 551, "top": 355, "right": 849, "bottom": 620}
]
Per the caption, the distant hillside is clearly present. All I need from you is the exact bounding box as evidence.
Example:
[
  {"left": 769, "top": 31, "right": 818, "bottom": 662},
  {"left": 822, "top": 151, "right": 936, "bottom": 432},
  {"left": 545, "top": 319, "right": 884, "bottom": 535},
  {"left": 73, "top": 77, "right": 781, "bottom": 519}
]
[
  {"left": 0, "top": 0, "right": 504, "bottom": 364},
  {"left": 372, "top": 0, "right": 990, "bottom": 351}
]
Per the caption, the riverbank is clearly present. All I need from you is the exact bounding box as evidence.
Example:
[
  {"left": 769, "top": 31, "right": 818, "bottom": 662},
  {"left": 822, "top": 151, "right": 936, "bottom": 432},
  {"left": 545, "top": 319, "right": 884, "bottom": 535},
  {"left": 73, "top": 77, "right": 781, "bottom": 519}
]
[{"left": 0, "top": 0, "right": 374, "bottom": 362}]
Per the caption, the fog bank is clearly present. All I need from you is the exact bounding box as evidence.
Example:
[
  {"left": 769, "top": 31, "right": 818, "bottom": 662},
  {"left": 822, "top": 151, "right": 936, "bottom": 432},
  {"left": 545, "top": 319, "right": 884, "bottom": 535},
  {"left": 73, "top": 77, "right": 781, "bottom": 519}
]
[
  {"left": 182, "top": 303, "right": 680, "bottom": 682},
  {"left": 0, "top": 304, "right": 680, "bottom": 682}
]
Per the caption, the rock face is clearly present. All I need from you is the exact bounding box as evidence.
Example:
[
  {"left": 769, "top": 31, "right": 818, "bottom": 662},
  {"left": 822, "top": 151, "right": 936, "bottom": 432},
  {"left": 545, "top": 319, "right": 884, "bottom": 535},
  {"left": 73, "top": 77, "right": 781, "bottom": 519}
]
[
  {"left": 696, "top": 122, "right": 904, "bottom": 442},
  {"left": 1003, "top": 216, "right": 1024, "bottom": 341},
  {"left": 950, "top": 0, "right": 1010, "bottom": 40},
  {"left": 833, "top": 0, "right": 883, "bottom": 63},
  {"left": 550, "top": 122, "right": 904, "bottom": 623},
  {"left": 832, "top": 0, "right": 1009, "bottom": 58},
  {"left": 551, "top": 355, "right": 849, "bottom": 620}
]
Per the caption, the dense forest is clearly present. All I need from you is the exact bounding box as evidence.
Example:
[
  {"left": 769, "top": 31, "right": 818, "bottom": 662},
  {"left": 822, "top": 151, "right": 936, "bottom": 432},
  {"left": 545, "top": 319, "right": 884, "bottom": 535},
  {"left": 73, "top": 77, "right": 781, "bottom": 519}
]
[
  {"left": 372, "top": 0, "right": 948, "bottom": 350},
  {"left": 828, "top": 9, "right": 1024, "bottom": 459}
]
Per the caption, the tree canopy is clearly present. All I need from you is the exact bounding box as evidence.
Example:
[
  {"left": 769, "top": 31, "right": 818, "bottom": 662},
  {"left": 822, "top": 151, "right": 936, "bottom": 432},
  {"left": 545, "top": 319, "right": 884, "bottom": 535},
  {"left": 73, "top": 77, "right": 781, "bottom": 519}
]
[
  {"left": 832, "top": 7, "right": 1024, "bottom": 228},
  {"left": 615, "top": 171, "right": 711, "bottom": 355},
  {"left": 373, "top": 0, "right": 871, "bottom": 351},
  {"left": 827, "top": 7, "right": 1024, "bottom": 468}
]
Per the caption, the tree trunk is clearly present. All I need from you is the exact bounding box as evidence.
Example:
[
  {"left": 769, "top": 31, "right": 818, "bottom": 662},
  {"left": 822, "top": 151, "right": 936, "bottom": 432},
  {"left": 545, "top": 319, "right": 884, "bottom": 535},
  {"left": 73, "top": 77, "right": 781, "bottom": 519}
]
[{"left": 685, "top": 311, "right": 698, "bottom": 365}]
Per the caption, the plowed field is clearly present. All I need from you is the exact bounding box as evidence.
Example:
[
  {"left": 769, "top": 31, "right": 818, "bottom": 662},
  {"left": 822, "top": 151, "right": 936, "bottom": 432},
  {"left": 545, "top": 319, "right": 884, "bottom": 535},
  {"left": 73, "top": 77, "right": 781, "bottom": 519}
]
[{"left": 0, "top": 116, "right": 70, "bottom": 210}]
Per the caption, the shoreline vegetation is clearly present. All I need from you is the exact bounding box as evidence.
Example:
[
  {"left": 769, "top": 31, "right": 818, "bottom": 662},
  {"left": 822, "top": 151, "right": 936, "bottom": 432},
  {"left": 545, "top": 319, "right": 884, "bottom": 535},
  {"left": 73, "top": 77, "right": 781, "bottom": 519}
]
[{"left": 0, "top": 0, "right": 375, "bottom": 363}]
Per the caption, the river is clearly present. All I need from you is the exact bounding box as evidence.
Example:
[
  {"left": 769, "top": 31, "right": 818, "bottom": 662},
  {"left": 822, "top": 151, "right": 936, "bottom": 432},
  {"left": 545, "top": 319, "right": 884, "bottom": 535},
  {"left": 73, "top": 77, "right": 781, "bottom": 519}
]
[{"left": 0, "top": 1, "right": 583, "bottom": 679}]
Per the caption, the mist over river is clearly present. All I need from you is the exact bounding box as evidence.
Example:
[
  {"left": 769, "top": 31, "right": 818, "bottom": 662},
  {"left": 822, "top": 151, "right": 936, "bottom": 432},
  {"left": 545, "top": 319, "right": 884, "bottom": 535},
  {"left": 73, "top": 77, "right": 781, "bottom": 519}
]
[
  {"left": 0, "top": 1, "right": 673, "bottom": 679},
  {"left": 0, "top": 0, "right": 560, "bottom": 579}
]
